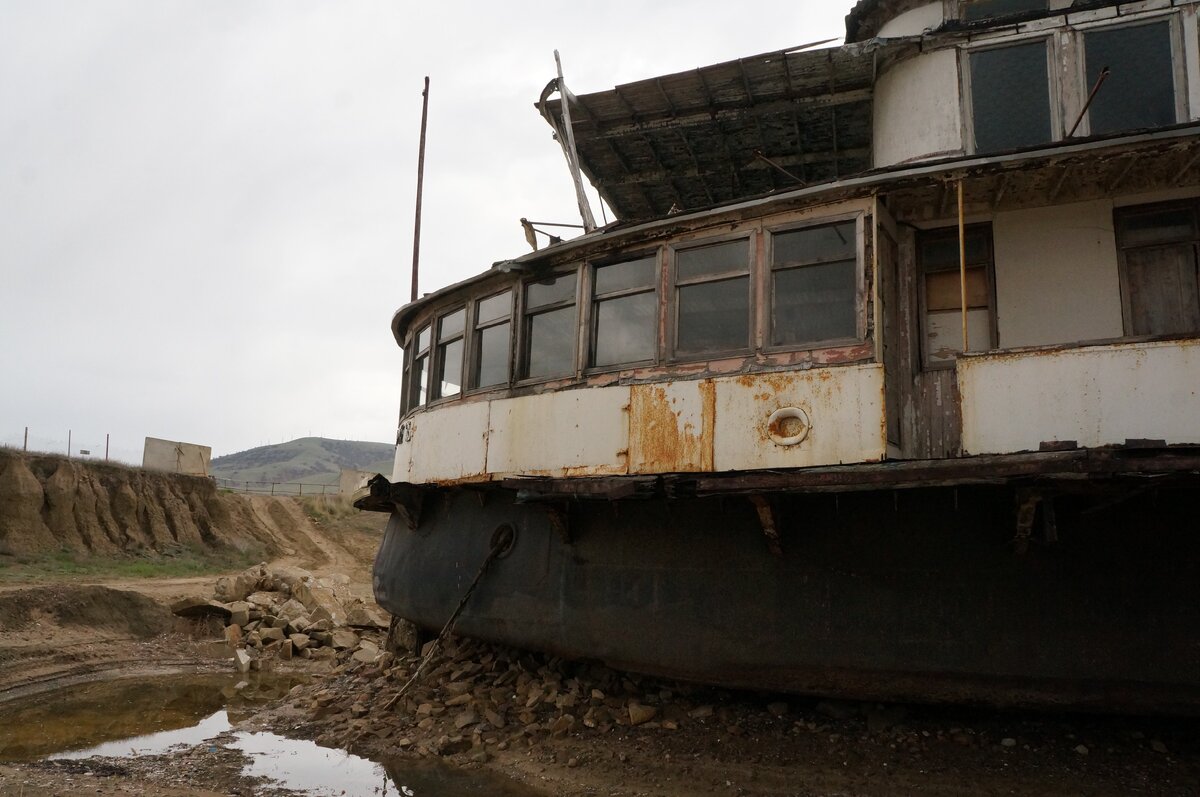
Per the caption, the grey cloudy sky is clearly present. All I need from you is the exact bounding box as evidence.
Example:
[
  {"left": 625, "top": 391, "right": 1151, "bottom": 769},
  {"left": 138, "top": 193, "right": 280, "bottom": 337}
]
[{"left": 1, "top": 1, "right": 852, "bottom": 462}]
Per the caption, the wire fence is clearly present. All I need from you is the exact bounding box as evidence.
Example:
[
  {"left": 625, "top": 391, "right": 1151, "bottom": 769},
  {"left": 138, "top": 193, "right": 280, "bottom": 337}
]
[
  {"left": 212, "top": 478, "right": 342, "bottom": 497},
  {"left": 0, "top": 426, "right": 142, "bottom": 465}
]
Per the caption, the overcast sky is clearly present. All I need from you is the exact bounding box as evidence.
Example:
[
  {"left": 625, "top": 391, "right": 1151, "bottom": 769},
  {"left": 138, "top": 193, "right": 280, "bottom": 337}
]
[{"left": 1, "top": 1, "right": 852, "bottom": 463}]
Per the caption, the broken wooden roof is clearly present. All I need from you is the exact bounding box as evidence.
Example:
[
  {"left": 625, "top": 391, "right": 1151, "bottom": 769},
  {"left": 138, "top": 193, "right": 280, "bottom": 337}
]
[{"left": 541, "top": 43, "right": 878, "bottom": 222}]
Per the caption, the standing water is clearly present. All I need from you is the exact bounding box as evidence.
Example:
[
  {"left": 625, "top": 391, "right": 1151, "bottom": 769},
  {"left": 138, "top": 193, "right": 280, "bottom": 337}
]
[{"left": 0, "top": 673, "right": 541, "bottom": 795}]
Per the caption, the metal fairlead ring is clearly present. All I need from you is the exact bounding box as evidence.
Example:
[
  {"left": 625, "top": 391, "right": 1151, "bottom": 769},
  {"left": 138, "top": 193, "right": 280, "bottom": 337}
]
[
  {"left": 767, "top": 407, "right": 811, "bottom": 447},
  {"left": 490, "top": 524, "right": 517, "bottom": 558}
]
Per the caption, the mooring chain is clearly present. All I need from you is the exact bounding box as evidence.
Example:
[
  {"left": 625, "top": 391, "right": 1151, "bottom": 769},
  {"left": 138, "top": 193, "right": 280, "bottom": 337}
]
[{"left": 383, "top": 526, "right": 514, "bottom": 711}]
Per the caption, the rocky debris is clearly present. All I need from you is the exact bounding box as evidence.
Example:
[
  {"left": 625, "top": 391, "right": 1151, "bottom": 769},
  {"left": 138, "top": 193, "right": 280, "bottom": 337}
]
[
  {"left": 177, "top": 562, "right": 390, "bottom": 673},
  {"left": 169, "top": 597, "right": 233, "bottom": 619}
]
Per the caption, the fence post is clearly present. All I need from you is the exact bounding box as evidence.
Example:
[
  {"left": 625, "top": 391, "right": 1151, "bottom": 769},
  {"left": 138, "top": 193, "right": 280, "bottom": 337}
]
[
  {"left": 299, "top": 483, "right": 303, "bottom": 497},
  {"left": 23, "top": 427, "right": 28, "bottom": 452},
  {"left": 271, "top": 483, "right": 275, "bottom": 496},
  {"left": 105, "top": 434, "right": 110, "bottom": 462},
  {"left": 67, "top": 429, "right": 71, "bottom": 458}
]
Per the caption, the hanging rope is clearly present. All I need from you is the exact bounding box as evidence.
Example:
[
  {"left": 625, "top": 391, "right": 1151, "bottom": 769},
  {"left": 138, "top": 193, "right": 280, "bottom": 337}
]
[{"left": 383, "top": 526, "right": 514, "bottom": 711}]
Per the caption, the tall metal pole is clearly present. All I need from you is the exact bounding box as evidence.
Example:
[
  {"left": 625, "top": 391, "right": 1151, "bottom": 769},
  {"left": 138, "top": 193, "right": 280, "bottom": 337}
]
[
  {"left": 67, "top": 429, "right": 71, "bottom": 458},
  {"left": 411, "top": 76, "right": 430, "bottom": 304},
  {"left": 105, "top": 434, "right": 110, "bottom": 462},
  {"left": 23, "top": 426, "right": 28, "bottom": 452}
]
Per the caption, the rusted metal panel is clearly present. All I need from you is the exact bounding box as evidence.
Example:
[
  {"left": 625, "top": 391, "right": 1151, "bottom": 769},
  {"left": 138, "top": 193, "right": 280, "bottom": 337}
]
[
  {"left": 628, "top": 380, "right": 715, "bottom": 474},
  {"left": 405, "top": 401, "right": 491, "bottom": 484},
  {"left": 960, "top": 339, "right": 1200, "bottom": 455},
  {"left": 711, "top": 364, "right": 887, "bottom": 471},
  {"left": 486, "top": 387, "right": 631, "bottom": 478}
]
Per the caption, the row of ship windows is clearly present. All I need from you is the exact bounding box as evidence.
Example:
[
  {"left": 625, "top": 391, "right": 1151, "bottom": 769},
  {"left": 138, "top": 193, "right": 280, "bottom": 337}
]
[
  {"left": 966, "top": 12, "right": 1182, "bottom": 153},
  {"left": 401, "top": 218, "right": 862, "bottom": 413}
]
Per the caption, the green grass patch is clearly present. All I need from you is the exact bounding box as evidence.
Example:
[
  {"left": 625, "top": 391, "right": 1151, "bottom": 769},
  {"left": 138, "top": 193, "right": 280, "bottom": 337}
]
[{"left": 0, "top": 546, "right": 263, "bottom": 584}]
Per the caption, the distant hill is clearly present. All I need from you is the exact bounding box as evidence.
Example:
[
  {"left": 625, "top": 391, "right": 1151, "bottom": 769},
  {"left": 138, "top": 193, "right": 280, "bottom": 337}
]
[{"left": 210, "top": 437, "right": 393, "bottom": 486}]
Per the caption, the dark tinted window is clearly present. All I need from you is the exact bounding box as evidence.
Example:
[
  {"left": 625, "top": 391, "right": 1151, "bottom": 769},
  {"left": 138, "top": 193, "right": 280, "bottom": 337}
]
[
  {"left": 971, "top": 41, "right": 1052, "bottom": 152},
  {"left": 592, "top": 255, "right": 657, "bottom": 368},
  {"left": 471, "top": 290, "right": 511, "bottom": 390},
  {"left": 523, "top": 273, "right": 577, "bottom": 379},
  {"left": 1086, "top": 22, "right": 1175, "bottom": 136},
  {"left": 674, "top": 239, "right": 751, "bottom": 356},
  {"left": 677, "top": 279, "right": 750, "bottom": 353},
  {"left": 771, "top": 223, "right": 858, "bottom": 346},
  {"left": 525, "top": 306, "right": 576, "bottom": 379}
]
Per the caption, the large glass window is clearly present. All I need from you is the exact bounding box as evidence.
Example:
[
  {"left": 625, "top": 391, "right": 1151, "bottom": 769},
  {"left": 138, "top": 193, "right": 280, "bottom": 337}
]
[
  {"left": 432, "top": 308, "right": 465, "bottom": 400},
  {"left": 1115, "top": 203, "right": 1200, "bottom": 337},
  {"left": 674, "top": 239, "right": 751, "bottom": 356},
  {"left": 771, "top": 221, "right": 858, "bottom": 346},
  {"left": 471, "top": 290, "right": 511, "bottom": 389},
  {"left": 522, "top": 272, "right": 578, "bottom": 380},
  {"left": 918, "top": 226, "right": 995, "bottom": 368},
  {"left": 591, "top": 255, "right": 657, "bottom": 367},
  {"left": 410, "top": 324, "right": 431, "bottom": 407},
  {"left": 969, "top": 41, "right": 1052, "bottom": 153},
  {"left": 1085, "top": 21, "right": 1176, "bottom": 137}
]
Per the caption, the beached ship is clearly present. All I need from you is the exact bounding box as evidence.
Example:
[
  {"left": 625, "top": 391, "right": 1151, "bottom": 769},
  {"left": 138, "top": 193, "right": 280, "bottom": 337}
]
[{"left": 361, "top": 0, "right": 1200, "bottom": 712}]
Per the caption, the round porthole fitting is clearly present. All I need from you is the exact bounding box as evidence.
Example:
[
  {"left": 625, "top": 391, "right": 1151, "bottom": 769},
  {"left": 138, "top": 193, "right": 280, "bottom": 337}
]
[
  {"left": 490, "top": 523, "right": 517, "bottom": 558},
  {"left": 767, "top": 407, "right": 811, "bottom": 447}
]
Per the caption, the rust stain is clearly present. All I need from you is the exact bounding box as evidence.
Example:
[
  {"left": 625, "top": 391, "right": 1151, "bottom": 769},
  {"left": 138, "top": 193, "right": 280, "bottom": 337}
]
[
  {"left": 629, "top": 382, "right": 713, "bottom": 474},
  {"left": 699, "top": 380, "right": 716, "bottom": 472}
]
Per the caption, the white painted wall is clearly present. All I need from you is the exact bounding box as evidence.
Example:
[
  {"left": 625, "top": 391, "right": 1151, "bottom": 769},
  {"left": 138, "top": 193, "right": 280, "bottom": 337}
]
[
  {"left": 142, "top": 437, "right": 211, "bottom": 477},
  {"left": 392, "top": 365, "right": 889, "bottom": 484},
  {"left": 877, "top": 2, "right": 944, "bottom": 38},
  {"left": 959, "top": 340, "right": 1200, "bottom": 454},
  {"left": 712, "top": 364, "right": 887, "bottom": 471},
  {"left": 993, "top": 200, "right": 1124, "bottom": 348},
  {"left": 874, "top": 49, "right": 963, "bottom": 168}
]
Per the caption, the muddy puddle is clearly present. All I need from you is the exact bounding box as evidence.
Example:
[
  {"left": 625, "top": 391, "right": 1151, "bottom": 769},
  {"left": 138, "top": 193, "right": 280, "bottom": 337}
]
[{"left": 0, "top": 673, "right": 540, "bottom": 796}]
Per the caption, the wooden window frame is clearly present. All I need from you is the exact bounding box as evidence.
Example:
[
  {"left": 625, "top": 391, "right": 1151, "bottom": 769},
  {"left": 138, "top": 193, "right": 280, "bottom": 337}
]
[
  {"left": 917, "top": 223, "right": 999, "bottom": 371},
  {"left": 763, "top": 213, "right": 866, "bottom": 354},
  {"left": 517, "top": 267, "right": 581, "bottom": 384},
  {"left": 466, "top": 288, "right": 515, "bottom": 394},
  {"left": 667, "top": 233, "right": 756, "bottom": 362},
  {"left": 584, "top": 250, "right": 661, "bottom": 373},
  {"left": 1114, "top": 199, "right": 1200, "bottom": 339},
  {"left": 429, "top": 306, "right": 466, "bottom": 404},
  {"left": 961, "top": 34, "right": 1061, "bottom": 156},
  {"left": 408, "top": 323, "right": 433, "bottom": 409}
]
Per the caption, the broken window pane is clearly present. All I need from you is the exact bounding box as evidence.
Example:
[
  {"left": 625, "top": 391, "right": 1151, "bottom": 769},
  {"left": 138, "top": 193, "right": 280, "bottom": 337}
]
[
  {"left": 677, "top": 277, "right": 750, "bottom": 354},
  {"left": 1086, "top": 21, "right": 1176, "bottom": 137},
  {"left": 525, "top": 305, "right": 576, "bottom": 379},
  {"left": 961, "top": 0, "right": 1046, "bottom": 22},
  {"left": 970, "top": 41, "right": 1052, "bottom": 153},
  {"left": 411, "top": 324, "right": 432, "bottom": 407},
  {"left": 436, "top": 338, "right": 463, "bottom": 399},
  {"left": 1118, "top": 206, "right": 1196, "bottom": 248}
]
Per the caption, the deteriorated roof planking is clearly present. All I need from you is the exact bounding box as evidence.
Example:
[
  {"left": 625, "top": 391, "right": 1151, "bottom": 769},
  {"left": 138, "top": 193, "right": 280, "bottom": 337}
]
[{"left": 541, "top": 43, "right": 877, "bottom": 222}]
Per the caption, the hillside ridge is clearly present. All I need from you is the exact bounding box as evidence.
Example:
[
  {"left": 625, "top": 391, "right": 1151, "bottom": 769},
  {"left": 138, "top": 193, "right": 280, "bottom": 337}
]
[{"left": 211, "top": 437, "right": 392, "bottom": 485}]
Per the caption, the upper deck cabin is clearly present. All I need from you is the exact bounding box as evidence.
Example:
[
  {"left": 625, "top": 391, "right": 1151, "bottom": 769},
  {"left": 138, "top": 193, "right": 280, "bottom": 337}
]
[{"left": 389, "top": 0, "right": 1200, "bottom": 490}]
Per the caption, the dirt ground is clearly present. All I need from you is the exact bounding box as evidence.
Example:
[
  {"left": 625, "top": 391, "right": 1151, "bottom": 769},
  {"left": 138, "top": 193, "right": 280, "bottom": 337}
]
[{"left": 1, "top": 499, "right": 1197, "bottom": 797}]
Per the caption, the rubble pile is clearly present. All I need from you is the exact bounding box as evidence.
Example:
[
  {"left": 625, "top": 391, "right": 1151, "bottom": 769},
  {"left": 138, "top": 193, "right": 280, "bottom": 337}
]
[
  {"left": 292, "top": 634, "right": 733, "bottom": 762},
  {"left": 170, "top": 564, "right": 390, "bottom": 672}
]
